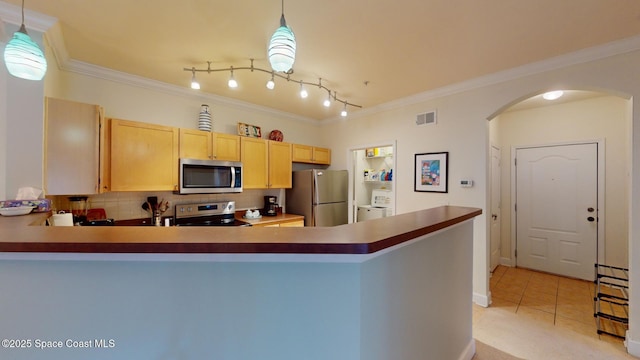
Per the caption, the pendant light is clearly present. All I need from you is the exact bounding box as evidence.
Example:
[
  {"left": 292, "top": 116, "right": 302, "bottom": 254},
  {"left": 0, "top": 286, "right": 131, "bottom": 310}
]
[
  {"left": 268, "top": 0, "right": 296, "bottom": 73},
  {"left": 3, "top": 0, "right": 47, "bottom": 81}
]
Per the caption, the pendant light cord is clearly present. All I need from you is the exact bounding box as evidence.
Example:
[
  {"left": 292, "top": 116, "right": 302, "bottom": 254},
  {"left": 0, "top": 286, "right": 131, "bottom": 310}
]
[{"left": 21, "top": 0, "right": 25, "bottom": 25}]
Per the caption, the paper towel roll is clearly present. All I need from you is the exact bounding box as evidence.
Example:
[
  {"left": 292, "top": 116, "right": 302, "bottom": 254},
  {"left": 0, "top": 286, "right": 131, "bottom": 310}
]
[{"left": 51, "top": 213, "right": 74, "bottom": 226}]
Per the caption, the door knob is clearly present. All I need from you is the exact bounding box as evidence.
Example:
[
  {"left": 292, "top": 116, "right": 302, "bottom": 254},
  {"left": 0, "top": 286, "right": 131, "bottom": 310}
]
[
  {"left": 587, "top": 216, "right": 595, "bottom": 222},
  {"left": 587, "top": 207, "right": 595, "bottom": 212}
]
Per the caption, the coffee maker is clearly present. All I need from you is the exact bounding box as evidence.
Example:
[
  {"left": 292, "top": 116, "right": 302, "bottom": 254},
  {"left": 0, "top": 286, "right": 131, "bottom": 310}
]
[{"left": 263, "top": 196, "right": 278, "bottom": 216}]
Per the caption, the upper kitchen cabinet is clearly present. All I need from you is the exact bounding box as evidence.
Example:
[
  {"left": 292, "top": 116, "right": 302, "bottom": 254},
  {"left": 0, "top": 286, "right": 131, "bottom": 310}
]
[
  {"left": 178, "top": 129, "right": 240, "bottom": 162},
  {"left": 44, "top": 97, "right": 106, "bottom": 195},
  {"left": 179, "top": 128, "right": 212, "bottom": 160},
  {"left": 213, "top": 133, "right": 240, "bottom": 161},
  {"left": 268, "top": 140, "right": 293, "bottom": 188},
  {"left": 241, "top": 137, "right": 292, "bottom": 189},
  {"left": 292, "top": 144, "right": 331, "bottom": 165},
  {"left": 110, "top": 119, "right": 179, "bottom": 191}
]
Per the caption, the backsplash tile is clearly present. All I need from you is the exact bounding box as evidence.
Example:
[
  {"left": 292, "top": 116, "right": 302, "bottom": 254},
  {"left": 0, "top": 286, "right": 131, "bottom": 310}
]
[{"left": 50, "top": 189, "right": 283, "bottom": 221}]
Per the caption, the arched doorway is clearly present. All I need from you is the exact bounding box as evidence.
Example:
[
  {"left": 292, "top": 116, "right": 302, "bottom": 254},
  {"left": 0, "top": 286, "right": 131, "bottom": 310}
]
[{"left": 486, "top": 89, "right": 631, "bottom": 338}]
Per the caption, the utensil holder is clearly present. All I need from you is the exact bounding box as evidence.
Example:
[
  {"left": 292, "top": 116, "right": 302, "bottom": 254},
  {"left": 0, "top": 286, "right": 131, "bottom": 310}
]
[{"left": 153, "top": 210, "right": 162, "bottom": 226}]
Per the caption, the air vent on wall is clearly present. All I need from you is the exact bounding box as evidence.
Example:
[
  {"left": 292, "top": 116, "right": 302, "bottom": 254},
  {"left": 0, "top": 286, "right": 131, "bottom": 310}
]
[{"left": 416, "top": 111, "right": 437, "bottom": 126}]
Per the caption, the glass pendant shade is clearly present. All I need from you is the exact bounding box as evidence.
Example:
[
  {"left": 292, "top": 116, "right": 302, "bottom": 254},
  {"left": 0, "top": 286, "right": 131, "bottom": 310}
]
[
  {"left": 4, "top": 25, "right": 47, "bottom": 81},
  {"left": 268, "top": 14, "right": 296, "bottom": 72}
]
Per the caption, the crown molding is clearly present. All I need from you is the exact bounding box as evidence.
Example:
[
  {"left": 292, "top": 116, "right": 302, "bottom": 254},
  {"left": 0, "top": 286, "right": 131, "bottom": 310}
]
[
  {"left": 61, "top": 59, "right": 317, "bottom": 124},
  {"left": 326, "top": 33, "right": 640, "bottom": 125},
  {"left": 0, "top": 1, "right": 56, "bottom": 32}
]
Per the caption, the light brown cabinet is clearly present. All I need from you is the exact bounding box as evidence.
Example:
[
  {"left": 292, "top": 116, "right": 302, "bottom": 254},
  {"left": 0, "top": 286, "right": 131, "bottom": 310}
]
[
  {"left": 240, "top": 137, "right": 292, "bottom": 189},
  {"left": 44, "top": 97, "right": 106, "bottom": 195},
  {"left": 292, "top": 144, "right": 331, "bottom": 165},
  {"left": 110, "top": 118, "right": 179, "bottom": 191},
  {"left": 179, "top": 128, "right": 212, "bottom": 160},
  {"left": 179, "top": 129, "right": 240, "bottom": 161},
  {"left": 213, "top": 132, "right": 241, "bottom": 161}
]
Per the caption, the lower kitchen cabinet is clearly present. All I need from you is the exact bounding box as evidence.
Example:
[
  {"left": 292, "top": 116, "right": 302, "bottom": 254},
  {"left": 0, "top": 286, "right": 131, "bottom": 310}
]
[
  {"left": 241, "top": 137, "right": 292, "bottom": 189},
  {"left": 279, "top": 220, "right": 304, "bottom": 227},
  {"left": 110, "top": 118, "right": 179, "bottom": 191}
]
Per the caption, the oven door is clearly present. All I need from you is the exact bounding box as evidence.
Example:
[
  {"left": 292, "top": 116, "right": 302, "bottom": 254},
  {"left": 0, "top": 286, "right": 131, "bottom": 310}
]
[{"left": 179, "top": 159, "right": 242, "bottom": 194}]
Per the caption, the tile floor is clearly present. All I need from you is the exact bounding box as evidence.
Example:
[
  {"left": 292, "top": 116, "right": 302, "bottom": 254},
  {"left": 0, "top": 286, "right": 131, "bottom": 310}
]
[{"left": 490, "top": 265, "right": 627, "bottom": 343}]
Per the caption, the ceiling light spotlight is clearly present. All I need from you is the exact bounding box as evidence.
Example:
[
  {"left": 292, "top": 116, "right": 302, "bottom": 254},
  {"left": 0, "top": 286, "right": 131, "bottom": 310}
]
[
  {"left": 542, "top": 90, "right": 564, "bottom": 100},
  {"left": 323, "top": 90, "right": 332, "bottom": 107},
  {"left": 341, "top": 104, "right": 348, "bottom": 117},
  {"left": 268, "top": 0, "right": 296, "bottom": 72},
  {"left": 299, "top": 81, "right": 308, "bottom": 98},
  {"left": 3, "top": 0, "right": 47, "bottom": 80},
  {"left": 266, "top": 73, "right": 275, "bottom": 90},
  {"left": 228, "top": 67, "right": 238, "bottom": 88},
  {"left": 190, "top": 68, "right": 200, "bottom": 90}
]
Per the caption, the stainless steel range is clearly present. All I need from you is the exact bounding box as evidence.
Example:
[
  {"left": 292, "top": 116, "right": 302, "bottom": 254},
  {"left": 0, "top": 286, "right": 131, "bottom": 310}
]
[{"left": 173, "top": 201, "right": 250, "bottom": 226}]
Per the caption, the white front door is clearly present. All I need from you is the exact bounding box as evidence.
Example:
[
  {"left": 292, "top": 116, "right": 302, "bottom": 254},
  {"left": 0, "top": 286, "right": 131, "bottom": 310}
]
[
  {"left": 515, "top": 143, "right": 598, "bottom": 280},
  {"left": 490, "top": 145, "right": 501, "bottom": 271}
]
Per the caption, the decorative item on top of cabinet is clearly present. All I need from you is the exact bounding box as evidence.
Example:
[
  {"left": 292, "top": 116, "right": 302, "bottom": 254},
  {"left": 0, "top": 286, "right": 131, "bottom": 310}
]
[
  {"left": 292, "top": 144, "right": 331, "bottom": 165},
  {"left": 238, "top": 122, "right": 262, "bottom": 138},
  {"left": 268, "top": 129, "right": 284, "bottom": 141},
  {"left": 109, "top": 118, "right": 179, "bottom": 191},
  {"left": 44, "top": 97, "right": 107, "bottom": 195},
  {"left": 240, "top": 137, "right": 292, "bottom": 189},
  {"left": 198, "top": 104, "right": 212, "bottom": 132}
]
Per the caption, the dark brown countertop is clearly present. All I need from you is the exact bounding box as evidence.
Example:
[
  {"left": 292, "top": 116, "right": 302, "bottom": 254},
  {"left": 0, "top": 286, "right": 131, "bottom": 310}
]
[{"left": 0, "top": 206, "right": 481, "bottom": 255}]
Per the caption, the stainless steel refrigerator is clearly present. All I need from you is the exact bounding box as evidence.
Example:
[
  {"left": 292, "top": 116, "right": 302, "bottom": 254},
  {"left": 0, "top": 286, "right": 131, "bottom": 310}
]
[{"left": 286, "top": 169, "right": 349, "bottom": 226}]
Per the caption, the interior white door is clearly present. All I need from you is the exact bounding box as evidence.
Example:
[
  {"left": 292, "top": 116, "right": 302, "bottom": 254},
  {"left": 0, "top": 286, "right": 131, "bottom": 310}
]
[
  {"left": 515, "top": 143, "right": 598, "bottom": 281},
  {"left": 490, "top": 146, "right": 502, "bottom": 271}
]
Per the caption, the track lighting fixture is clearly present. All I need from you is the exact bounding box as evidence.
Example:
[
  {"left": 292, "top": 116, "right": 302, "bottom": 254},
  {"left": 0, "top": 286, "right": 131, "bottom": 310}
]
[
  {"left": 3, "top": 0, "right": 47, "bottom": 80},
  {"left": 266, "top": 73, "right": 275, "bottom": 90},
  {"left": 323, "top": 90, "right": 332, "bottom": 107},
  {"left": 190, "top": 68, "right": 200, "bottom": 90},
  {"left": 183, "top": 59, "right": 361, "bottom": 116},
  {"left": 228, "top": 67, "right": 238, "bottom": 88},
  {"left": 341, "top": 103, "right": 348, "bottom": 117},
  {"left": 299, "top": 81, "right": 308, "bottom": 98}
]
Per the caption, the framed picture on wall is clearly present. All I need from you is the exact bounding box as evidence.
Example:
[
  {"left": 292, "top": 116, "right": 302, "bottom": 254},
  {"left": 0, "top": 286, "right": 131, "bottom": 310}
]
[{"left": 414, "top": 152, "right": 449, "bottom": 193}]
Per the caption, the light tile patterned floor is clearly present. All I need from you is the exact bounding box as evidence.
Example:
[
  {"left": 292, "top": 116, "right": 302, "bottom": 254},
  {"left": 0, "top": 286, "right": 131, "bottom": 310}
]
[{"left": 490, "top": 265, "right": 626, "bottom": 343}]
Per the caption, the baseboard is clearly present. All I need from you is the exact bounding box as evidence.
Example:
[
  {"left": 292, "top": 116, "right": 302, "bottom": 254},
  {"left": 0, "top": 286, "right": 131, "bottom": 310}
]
[
  {"left": 473, "top": 292, "right": 490, "bottom": 307},
  {"left": 458, "top": 338, "right": 476, "bottom": 360},
  {"left": 625, "top": 331, "right": 639, "bottom": 356},
  {"left": 500, "top": 257, "right": 513, "bottom": 267}
]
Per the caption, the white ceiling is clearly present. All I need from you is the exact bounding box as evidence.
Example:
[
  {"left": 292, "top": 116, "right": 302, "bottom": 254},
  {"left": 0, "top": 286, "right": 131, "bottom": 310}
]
[{"left": 3, "top": 0, "right": 640, "bottom": 120}]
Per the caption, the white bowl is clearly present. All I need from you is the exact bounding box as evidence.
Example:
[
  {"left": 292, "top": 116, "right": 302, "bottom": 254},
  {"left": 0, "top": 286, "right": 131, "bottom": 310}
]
[{"left": 0, "top": 206, "right": 35, "bottom": 216}]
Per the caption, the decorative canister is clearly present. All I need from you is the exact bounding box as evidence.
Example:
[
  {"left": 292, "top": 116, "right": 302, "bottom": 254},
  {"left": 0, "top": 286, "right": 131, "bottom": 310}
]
[{"left": 198, "top": 104, "right": 212, "bottom": 132}]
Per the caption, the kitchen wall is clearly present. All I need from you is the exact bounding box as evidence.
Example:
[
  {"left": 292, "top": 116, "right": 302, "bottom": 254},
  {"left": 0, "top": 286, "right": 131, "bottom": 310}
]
[
  {"left": 493, "top": 95, "right": 630, "bottom": 268},
  {"left": 0, "top": 23, "right": 46, "bottom": 201}
]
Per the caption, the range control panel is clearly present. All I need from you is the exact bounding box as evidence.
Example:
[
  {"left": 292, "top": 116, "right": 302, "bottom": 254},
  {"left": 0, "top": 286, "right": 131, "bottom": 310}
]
[{"left": 175, "top": 201, "right": 235, "bottom": 219}]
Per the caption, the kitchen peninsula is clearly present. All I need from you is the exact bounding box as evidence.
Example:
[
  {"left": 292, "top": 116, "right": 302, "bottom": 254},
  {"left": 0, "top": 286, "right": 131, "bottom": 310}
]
[{"left": 0, "top": 206, "right": 481, "bottom": 360}]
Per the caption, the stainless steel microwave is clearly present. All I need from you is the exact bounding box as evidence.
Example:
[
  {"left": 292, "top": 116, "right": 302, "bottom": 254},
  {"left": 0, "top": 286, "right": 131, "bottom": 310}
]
[{"left": 178, "top": 159, "right": 242, "bottom": 194}]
